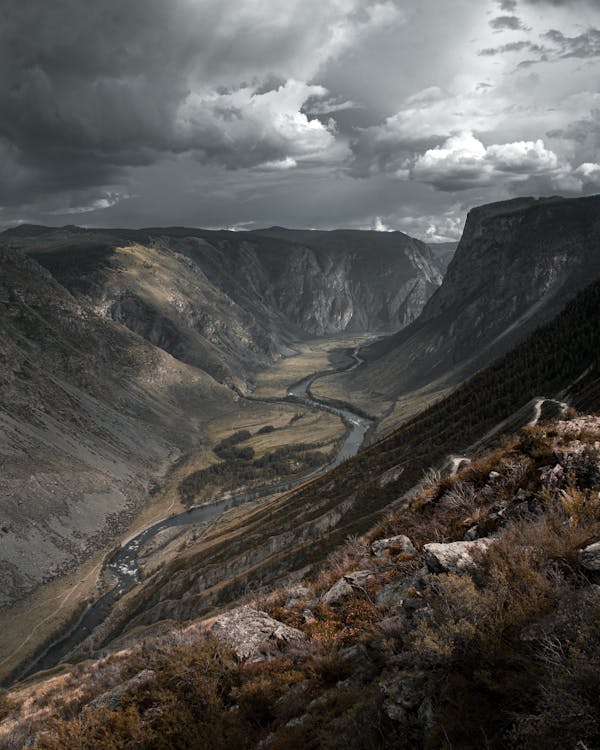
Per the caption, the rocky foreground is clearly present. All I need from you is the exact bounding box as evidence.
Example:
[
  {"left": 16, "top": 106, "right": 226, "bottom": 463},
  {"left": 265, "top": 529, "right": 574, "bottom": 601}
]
[{"left": 1, "top": 415, "right": 600, "bottom": 749}]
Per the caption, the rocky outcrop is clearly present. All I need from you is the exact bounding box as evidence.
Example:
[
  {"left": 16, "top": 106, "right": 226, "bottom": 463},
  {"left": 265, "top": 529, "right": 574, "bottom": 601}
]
[
  {"left": 8, "top": 225, "right": 443, "bottom": 388},
  {"left": 371, "top": 534, "right": 416, "bottom": 558},
  {"left": 209, "top": 606, "right": 306, "bottom": 662},
  {"left": 580, "top": 541, "right": 600, "bottom": 572},
  {"left": 424, "top": 539, "right": 493, "bottom": 574},
  {"left": 321, "top": 570, "right": 376, "bottom": 605}
]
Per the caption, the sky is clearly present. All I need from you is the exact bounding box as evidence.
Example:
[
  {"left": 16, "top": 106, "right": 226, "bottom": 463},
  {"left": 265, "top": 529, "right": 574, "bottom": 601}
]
[{"left": 1, "top": 0, "right": 599, "bottom": 240}]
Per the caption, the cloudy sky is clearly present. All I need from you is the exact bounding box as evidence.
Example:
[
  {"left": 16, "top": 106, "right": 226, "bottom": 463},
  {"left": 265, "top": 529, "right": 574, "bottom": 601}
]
[{"left": 1, "top": 0, "right": 599, "bottom": 239}]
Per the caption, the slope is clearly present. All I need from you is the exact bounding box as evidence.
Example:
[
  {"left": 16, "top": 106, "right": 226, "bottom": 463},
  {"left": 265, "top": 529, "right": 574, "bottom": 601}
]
[{"left": 0, "top": 248, "right": 234, "bottom": 607}]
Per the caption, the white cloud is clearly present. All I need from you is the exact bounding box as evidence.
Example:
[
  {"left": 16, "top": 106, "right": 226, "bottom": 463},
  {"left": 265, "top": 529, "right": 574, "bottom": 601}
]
[
  {"left": 374, "top": 216, "right": 393, "bottom": 231},
  {"left": 411, "top": 131, "right": 563, "bottom": 190},
  {"left": 573, "top": 162, "right": 600, "bottom": 188},
  {"left": 176, "top": 80, "right": 347, "bottom": 169}
]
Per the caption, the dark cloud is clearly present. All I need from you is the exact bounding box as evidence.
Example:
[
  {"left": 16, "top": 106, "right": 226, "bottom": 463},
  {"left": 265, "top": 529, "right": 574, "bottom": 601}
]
[
  {"left": 481, "top": 28, "right": 600, "bottom": 64},
  {"left": 0, "top": 0, "right": 395, "bottom": 205},
  {"left": 489, "top": 15, "right": 527, "bottom": 30},
  {"left": 544, "top": 28, "right": 600, "bottom": 59},
  {"left": 0, "top": 0, "right": 599, "bottom": 234},
  {"left": 479, "top": 41, "right": 548, "bottom": 56}
]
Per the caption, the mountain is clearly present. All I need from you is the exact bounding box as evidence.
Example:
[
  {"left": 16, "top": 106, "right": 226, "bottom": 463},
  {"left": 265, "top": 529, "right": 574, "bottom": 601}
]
[
  {"left": 0, "top": 248, "right": 234, "bottom": 607},
  {"left": 0, "top": 226, "right": 441, "bottom": 607},
  {"left": 319, "top": 194, "right": 600, "bottom": 427},
  {"left": 4, "top": 225, "right": 442, "bottom": 389}
]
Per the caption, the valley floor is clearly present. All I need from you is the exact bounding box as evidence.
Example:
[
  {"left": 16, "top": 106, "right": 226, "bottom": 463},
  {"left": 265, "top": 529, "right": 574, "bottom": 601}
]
[{"left": 0, "top": 333, "right": 378, "bottom": 685}]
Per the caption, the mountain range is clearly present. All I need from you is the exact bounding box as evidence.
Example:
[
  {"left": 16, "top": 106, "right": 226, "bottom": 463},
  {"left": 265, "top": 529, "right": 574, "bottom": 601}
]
[{"left": 1, "top": 194, "right": 600, "bottom": 748}]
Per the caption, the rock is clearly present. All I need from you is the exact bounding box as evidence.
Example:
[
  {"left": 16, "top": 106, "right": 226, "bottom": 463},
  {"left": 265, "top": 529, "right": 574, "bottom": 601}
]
[
  {"left": 321, "top": 570, "right": 375, "bottom": 605},
  {"left": 580, "top": 541, "right": 600, "bottom": 572},
  {"left": 89, "top": 669, "right": 156, "bottom": 711},
  {"left": 302, "top": 608, "right": 317, "bottom": 624},
  {"left": 380, "top": 670, "right": 427, "bottom": 722},
  {"left": 463, "top": 525, "right": 479, "bottom": 541},
  {"left": 488, "top": 471, "right": 501, "bottom": 481},
  {"left": 375, "top": 577, "right": 422, "bottom": 610},
  {"left": 371, "top": 534, "right": 416, "bottom": 558},
  {"left": 210, "top": 606, "right": 306, "bottom": 662},
  {"left": 284, "top": 586, "right": 310, "bottom": 608},
  {"left": 423, "top": 539, "right": 492, "bottom": 574}
]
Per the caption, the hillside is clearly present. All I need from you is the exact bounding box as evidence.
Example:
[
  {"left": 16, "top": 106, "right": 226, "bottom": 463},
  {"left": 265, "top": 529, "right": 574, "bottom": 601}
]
[
  {"left": 315, "top": 194, "right": 600, "bottom": 426},
  {"left": 42, "top": 275, "right": 600, "bottom": 668},
  {"left": 3, "top": 413, "right": 600, "bottom": 749},
  {"left": 0, "top": 248, "right": 235, "bottom": 607}
]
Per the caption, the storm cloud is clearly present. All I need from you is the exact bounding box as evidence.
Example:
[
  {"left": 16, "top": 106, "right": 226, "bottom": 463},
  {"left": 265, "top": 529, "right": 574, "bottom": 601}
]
[{"left": 1, "top": 0, "right": 599, "bottom": 239}]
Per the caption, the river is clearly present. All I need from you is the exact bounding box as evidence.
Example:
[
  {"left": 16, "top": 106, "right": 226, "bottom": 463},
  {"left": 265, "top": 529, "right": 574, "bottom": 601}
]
[{"left": 16, "top": 347, "right": 369, "bottom": 681}]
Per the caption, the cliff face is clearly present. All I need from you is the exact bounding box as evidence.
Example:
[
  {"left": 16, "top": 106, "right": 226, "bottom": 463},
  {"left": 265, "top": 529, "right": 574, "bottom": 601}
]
[
  {"left": 345, "top": 195, "right": 600, "bottom": 412},
  {"left": 8, "top": 226, "right": 442, "bottom": 389}
]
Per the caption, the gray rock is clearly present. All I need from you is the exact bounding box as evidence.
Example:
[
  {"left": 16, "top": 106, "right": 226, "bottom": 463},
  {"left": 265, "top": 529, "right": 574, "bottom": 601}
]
[
  {"left": 580, "top": 541, "right": 600, "bottom": 572},
  {"left": 424, "top": 538, "right": 492, "bottom": 574},
  {"left": 284, "top": 585, "right": 310, "bottom": 608},
  {"left": 210, "top": 606, "right": 306, "bottom": 662},
  {"left": 371, "top": 534, "right": 416, "bottom": 558},
  {"left": 89, "top": 669, "right": 156, "bottom": 711},
  {"left": 321, "top": 570, "right": 375, "bottom": 605},
  {"left": 380, "top": 670, "right": 427, "bottom": 722},
  {"left": 375, "top": 579, "right": 414, "bottom": 609}
]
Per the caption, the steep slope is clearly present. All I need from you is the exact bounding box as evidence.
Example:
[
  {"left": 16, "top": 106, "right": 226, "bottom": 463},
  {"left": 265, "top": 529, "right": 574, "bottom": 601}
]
[
  {"left": 0, "top": 248, "right": 234, "bottom": 606},
  {"left": 318, "top": 194, "right": 600, "bottom": 422},
  {"left": 4, "top": 416, "right": 600, "bottom": 750},
  {"left": 3, "top": 225, "right": 442, "bottom": 389},
  {"left": 67, "top": 277, "right": 600, "bottom": 656}
]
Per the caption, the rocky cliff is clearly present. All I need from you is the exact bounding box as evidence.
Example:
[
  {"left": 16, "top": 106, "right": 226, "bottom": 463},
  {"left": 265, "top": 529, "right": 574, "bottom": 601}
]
[
  {"left": 4, "top": 414, "right": 600, "bottom": 749},
  {"left": 330, "top": 194, "right": 600, "bottom": 421}
]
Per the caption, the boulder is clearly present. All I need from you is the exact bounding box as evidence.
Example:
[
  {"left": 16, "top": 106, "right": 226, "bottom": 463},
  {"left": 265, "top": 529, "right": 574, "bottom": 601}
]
[
  {"left": 210, "top": 606, "right": 306, "bottom": 662},
  {"left": 580, "top": 541, "right": 600, "bottom": 572},
  {"left": 424, "top": 538, "right": 492, "bottom": 574},
  {"left": 371, "top": 534, "right": 416, "bottom": 558},
  {"left": 321, "top": 570, "right": 375, "bottom": 605}
]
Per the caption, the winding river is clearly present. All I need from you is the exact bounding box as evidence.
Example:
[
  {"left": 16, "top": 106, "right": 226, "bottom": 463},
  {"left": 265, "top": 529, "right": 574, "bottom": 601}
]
[{"left": 16, "top": 347, "right": 369, "bottom": 682}]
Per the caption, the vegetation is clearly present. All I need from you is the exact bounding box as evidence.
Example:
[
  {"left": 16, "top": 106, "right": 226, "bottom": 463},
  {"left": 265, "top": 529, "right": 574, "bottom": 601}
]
[
  {"left": 179, "top": 438, "right": 332, "bottom": 505},
  {"left": 3, "top": 415, "right": 600, "bottom": 749}
]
